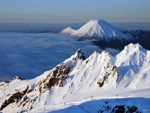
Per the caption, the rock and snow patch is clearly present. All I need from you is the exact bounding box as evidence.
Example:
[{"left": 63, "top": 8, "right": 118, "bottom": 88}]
[
  {"left": 0, "top": 43, "right": 150, "bottom": 113},
  {"left": 71, "top": 20, "right": 133, "bottom": 40}
]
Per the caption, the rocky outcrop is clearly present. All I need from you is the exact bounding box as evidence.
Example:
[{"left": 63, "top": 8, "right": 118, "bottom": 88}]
[
  {"left": 0, "top": 86, "right": 28, "bottom": 110},
  {"left": 97, "top": 66, "right": 119, "bottom": 88},
  {"left": 35, "top": 64, "right": 72, "bottom": 93},
  {"left": 35, "top": 49, "right": 85, "bottom": 93}
]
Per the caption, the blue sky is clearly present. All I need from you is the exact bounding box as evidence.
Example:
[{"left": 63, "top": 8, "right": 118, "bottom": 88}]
[{"left": 0, "top": 0, "right": 150, "bottom": 23}]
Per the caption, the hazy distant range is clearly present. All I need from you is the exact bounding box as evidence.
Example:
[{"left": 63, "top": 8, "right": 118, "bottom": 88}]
[{"left": 0, "top": 22, "right": 150, "bottom": 33}]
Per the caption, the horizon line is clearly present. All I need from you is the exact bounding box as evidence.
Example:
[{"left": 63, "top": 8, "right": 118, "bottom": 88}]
[{"left": 0, "top": 21, "right": 150, "bottom": 24}]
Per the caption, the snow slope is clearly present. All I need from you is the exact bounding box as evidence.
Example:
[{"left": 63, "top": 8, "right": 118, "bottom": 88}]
[
  {"left": 0, "top": 43, "right": 150, "bottom": 113},
  {"left": 61, "top": 27, "right": 76, "bottom": 34},
  {"left": 72, "top": 20, "right": 133, "bottom": 40}
]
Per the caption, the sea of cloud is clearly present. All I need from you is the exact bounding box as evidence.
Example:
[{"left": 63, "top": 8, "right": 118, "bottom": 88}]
[{"left": 0, "top": 32, "right": 120, "bottom": 81}]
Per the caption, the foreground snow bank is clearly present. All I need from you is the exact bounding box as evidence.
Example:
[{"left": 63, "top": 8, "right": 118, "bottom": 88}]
[{"left": 30, "top": 98, "right": 150, "bottom": 113}]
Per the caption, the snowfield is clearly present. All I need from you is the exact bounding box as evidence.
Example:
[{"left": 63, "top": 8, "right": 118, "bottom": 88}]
[{"left": 0, "top": 43, "right": 150, "bottom": 113}]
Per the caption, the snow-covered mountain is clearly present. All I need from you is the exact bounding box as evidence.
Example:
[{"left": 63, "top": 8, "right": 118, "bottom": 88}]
[
  {"left": 0, "top": 43, "right": 150, "bottom": 113},
  {"left": 72, "top": 20, "right": 133, "bottom": 40},
  {"left": 115, "top": 43, "right": 150, "bottom": 89},
  {"left": 61, "top": 27, "right": 77, "bottom": 34}
]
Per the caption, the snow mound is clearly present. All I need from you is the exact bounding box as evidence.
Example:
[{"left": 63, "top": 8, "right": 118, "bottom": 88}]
[
  {"left": 72, "top": 20, "right": 133, "bottom": 40},
  {"left": 61, "top": 27, "right": 77, "bottom": 34},
  {"left": 0, "top": 43, "right": 150, "bottom": 113}
]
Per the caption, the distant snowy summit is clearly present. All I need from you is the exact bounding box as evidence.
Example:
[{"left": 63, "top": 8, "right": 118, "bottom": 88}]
[
  {"left": 61, "top": 27, "right": 76, "bottom": 34},
  {"left": 62, "top": 20, "right": 133, "bottom": 40}
]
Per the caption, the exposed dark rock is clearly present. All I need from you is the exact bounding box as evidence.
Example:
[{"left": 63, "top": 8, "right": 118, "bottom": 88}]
[
  {"left": 126, "top": 106, "right": 138, "bottom": 113},
  {"left": 27, "top": 89, "right": 32, "bottom": 94},
  {"left": 97, "top": 66, "right": 119, "bottom": 88},
  {"left": 0, "top": 86, "right": 28, "bottom": 110},
  {"left": 11, "top": 76, "right": 21, "bottom": 81},
  {"left": 97, "top": 104, "right": 141, "bottom": 113},
  {"left": 35, "top": 50, "right": 85, "bottom": 93},
  {"left": 111, "top": 105, "right": 125, "bottom": 113},
  {"left": 97, "top": 76, "right": 107, "bottom": 87},
  {"left": 97, "top": 105, "right": 111, "bottom": 113},
  {"left": 0, "top": 82, "right": 6, "bottom": 87},
  {"left": 74, "top": 49, "right": 85, "bottom": 60},
  {"left": 35, "top": 64, "right": 72, "bottom": 93},
  {"left": 85, "top": 59, "right": 89, "bottom": 64}
]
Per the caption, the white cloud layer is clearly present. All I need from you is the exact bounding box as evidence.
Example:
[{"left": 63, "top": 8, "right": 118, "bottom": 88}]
[{"left": 0, "top": 32, "right": 120, "bottom": 81}]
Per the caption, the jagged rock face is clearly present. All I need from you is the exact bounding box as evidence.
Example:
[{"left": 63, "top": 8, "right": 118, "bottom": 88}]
[
  {"left": 97, "top": 65, "right": 119, "bottom": 88},
  {"left": 35, "top": 64, "right": 72, "bottom": 93},
  {"left": 0, "top": 78, "right": 29, "bottom": 111},
  {"left": 35, "top": 49, "right": 85, "bottom": 93},
  {"left": 11, "top": 76, "right": 20, "bottom": 81},
  {"left": 73, "top": 49, "right": 85, "bottom": 60},
  {"left": 0, "top": 87, "right": 28, "bottom": 110}
]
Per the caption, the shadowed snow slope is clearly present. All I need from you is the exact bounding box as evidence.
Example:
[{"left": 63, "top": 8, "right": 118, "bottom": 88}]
[
  {"left": 72, "top": 20, "right": 133, "bottom": 40},
  {"left": 0, "top": 43, "right": 150, "bottom": 113}
]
